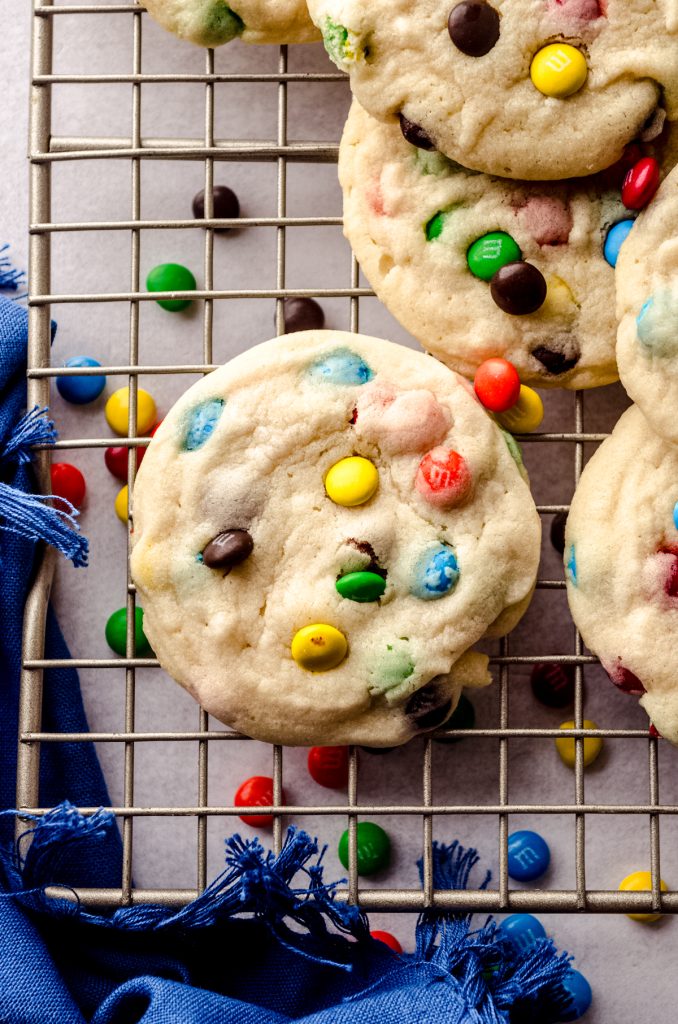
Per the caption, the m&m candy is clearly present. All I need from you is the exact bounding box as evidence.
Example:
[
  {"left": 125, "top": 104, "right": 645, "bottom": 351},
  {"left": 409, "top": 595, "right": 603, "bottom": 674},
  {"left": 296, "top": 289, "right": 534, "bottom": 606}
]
[
  {"left": 325, "top": 456, "right": 379, "bottom": 507},
  {"left": 105, "top": 444, "right": 146, "bottom": 482},
  {"left": 338, "top": 821, "right": 391, "bottom": 875},
  {"left": 291, "top": 624, "right": 348, "bottom": 671},
  {"left": 370, "top": 930, "right": 402, "bottom": 953},
  {"left": 495, "top": 385, "right": 544, "bottom": 433},
  {"left": 50, "top": 463, "right": 86, "bottom": 511},
  {"left": 499, "top": 913, "right": 546, "bottom": 952},
  {"left": 530, "top": 44, "right": 588, "bottom": 99},
  {"left": 467, "top": 232, "right": 521, "bottom": 282},
  {"left": 105, "top": 606, "right": 152, "bottom": 657},
  {"left": 114, "top": 485, "right": 128, "bottom": 524},
  {"left": 202, "top": 529, "right": 254, "bottom": 572},
  {"left": 336, "top": 570, "right": 386, "bottom": 603},
  {"left": 192, "top": 184, "right": 240, "bottom": 230},
  {"left": 234, "top": 776, "right": 281, "bottom": 827},
  {"left": 490, "top": 262, "right": 547, "bottom": 316},
  {"left": 473, "top": 358, "right": 521, "bottom": 413},
  {"left": 531, "top": 663, "right": 575, "bottom": 709},
  {"left": 105, "top": 387, "right": 157, "bottom": 437},
  {"left": 415, "top": 447, "right": 472, "bottom": 508},
  {"left": 556, "top": 720, "right": 603, "bottom": 769},
  {"left": 410, "top": 543, "right": 460, "bottom": 600},
  {"left": 619, "top": 870, "right": 668, "bottom": 923},
  {"left": 557, "top": 969, "right": 593, "bottom": 1022},
  {"left": 282, "top": 297, "right": 325, "bottom": 333},
  {"left": 622, "top": 157, "right": 660, "bottom": 211},
  {"left": 56, "top": 356, "right": 106, "bottom": 405},
  {"left": 448, "top": 1, "right": 500, "bottom": 57},
  {"left": 603, "top": 220, "right": 634, "bottom": 268},
  {"left": 146, "top": 262, "right": 197, "bottom": 312},
  {"left": 507, "top": 830, "right": 551, "bottom": 882},
  {"left": 307, "top": 746, "right": 349, "bottom": 789}
]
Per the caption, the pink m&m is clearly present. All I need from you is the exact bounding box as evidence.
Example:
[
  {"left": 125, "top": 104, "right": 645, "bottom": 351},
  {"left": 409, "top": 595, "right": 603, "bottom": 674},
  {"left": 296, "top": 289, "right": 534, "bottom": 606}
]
[
  {"left": 415, "top": 447, "right": 472, "bottom": 508},
  {"left": 622, "top": 157, "right": 660, "bottom": 211},
  {"left": 473, "top": 358, "right": 521, "bottom": 413}
]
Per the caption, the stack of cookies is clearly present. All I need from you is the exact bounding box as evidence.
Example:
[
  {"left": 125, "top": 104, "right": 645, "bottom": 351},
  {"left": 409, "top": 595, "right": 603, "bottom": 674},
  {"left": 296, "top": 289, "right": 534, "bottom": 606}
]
[{"left": 135, "top": 0, "right": 678, "bottom": 747}]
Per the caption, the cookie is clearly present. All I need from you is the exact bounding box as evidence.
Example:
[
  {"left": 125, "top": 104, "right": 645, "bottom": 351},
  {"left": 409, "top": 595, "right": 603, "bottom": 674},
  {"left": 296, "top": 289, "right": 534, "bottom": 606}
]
[
  {"left": 143, "top": 0, "right": 319, "bottom": 46},
  {"left": 565, "top": 406, "right": 678, "bottom": 744},
  {"left": 616, "top": 164, "right": 678, "bottom": 444},
  {"left": 340, "top": 103, "right": 678, "bottom": 388},
  {"left": 130, "top": 331, "right": 541, "bottom": 746},
  {"left": 308, "top": 0, "right": 678, "bottom": 180}
]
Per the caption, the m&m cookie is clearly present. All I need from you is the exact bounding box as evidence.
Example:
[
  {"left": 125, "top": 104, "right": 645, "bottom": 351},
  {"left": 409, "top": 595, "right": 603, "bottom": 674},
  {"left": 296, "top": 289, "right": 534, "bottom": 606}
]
[
  {"left": 131, "top": 332, "right": 540, "bottom": 746},
  {"left": 565, "top": 406, "right": 678, "bottom": 745},
  {"left": 340, "top": 103, "right": 676, "bottom": 387},
  {"left": 308, "top": 0, "right": 678, "bottom": 180},
  {"left": 616, "top": 164, "right": 678, "bottom": 443},
  {"left": 143, "top": 0, "right": 319, "bottom": 47}
]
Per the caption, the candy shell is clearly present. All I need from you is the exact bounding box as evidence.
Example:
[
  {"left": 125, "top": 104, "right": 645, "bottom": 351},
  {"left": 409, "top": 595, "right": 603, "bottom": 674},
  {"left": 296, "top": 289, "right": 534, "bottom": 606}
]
[
  {"left": 530, "top": 44, "right": 587, "bottom": 98},
  {"left": 619, "top": 870, "right": 668, "bottom": 923},
  {"left": 370, "top": 930, "right": 402, "bottom": 953},
  {"left": 410, "top": 543, "right": 460, "bottom": 601},
  {"left": 336, "top": 571, "right": 386, "bottom": 602},
  {"left": 307, "top": 746, "right": 349, "bottom": 789},
  {"left": 507, "top": 830, "right": 550, "bottom": 882},
  {"left": 146, "top": 262, "right": 197, "bottom": 312},
  {"left": 325, "top": 456, "right": 379, "bottom": 507},
  {"left": 184, "top": 399, "right": 225, "bottom": 452},
  {"left": 557, "top": 969, "right": 593, "bottom": 1022},
  {"left": 105, "top": 606, "right": 152, "bottom": 657},
  {"left": 499, "top": 913, "right": 546, "bottom": 952},
  {"left": 622, "top": 157, "right": 660, "bottom": 211},
  {"left": 338, "top": 821, "right": 390, "bottom": 875},
  {"left": 114, "top": 485, "right": 128, "bottom": 524},
  {"left": 603, "top": 220, "right": 634, "bottom": 268},
  {"left": 105, "top": 387, "right": 157, "bottom": 437},
  {"left": 234, "top": 776, "right": 280, "bottom": 828},
  {"left": 495, "top": 385, "right": 544, "bottom": 434},
  {"left": 291, "top": 624, "right": 348, "bottom": 672},
  {"left": 467, "top": 232, "right": 521, "bottom": 282},
  {"left": 473, "top": 358, "right": 521, "bottom": 413},
  {"left": 415, "top": 448, "right": 472, "bottom": 508},
  {"left": 105, "top": 444, "right": 146, "bottom": 482},
  {"left": 56, "top": 356, "right": 106, "bottom": 405},
  {"left": 50, "top": 463, "right": 86, "bottom": 511},
  {"left": 307, "top": 348, "right": 373, "bottom": 386},
  {"left": 556, "top": 720, "right": 602, "bottom": 769}
]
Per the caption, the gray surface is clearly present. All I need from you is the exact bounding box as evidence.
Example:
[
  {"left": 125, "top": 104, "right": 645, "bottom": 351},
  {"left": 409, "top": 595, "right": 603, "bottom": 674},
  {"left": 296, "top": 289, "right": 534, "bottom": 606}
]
[{"left": 5, "top": 2, "right": 678, "bottom": 1019}]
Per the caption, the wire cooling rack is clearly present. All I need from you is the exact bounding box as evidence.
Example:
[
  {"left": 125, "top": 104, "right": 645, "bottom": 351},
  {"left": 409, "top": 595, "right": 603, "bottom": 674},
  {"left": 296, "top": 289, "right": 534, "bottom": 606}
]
[{"left": 18, "top": 0, "right": 678, "bottom": 925}]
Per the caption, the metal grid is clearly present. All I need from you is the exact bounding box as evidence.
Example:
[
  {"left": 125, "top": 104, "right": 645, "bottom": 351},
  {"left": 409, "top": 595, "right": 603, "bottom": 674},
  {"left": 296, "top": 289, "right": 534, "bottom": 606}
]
[{"left": 17, "top": 0, "right": 676, "bottom": 918}]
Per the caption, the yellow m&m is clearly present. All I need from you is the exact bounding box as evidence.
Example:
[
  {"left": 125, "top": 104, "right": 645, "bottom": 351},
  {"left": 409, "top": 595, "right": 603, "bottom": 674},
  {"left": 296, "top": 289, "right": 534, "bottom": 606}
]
[
  {"left": 114, "top": 484, "right": 128, "bottom": 524},
  {"left": 325, "top": 456, "right": 379, "bottom": 507},
  {"left": 291, "top": 624, "right": 348, "bottom": 672},
  {"left": 496, "top": 385, "right": 544, "bottom": 434},
  {"left": 555, "top": 719, "right": 603, "bottom": 769},
  {"left": 619, "top": 871, "right": 668, "bottom": 923},
  {"left": 105, "top": 387, "right": 157, "bottom": 437},
  {"left": 530, "top": 44, "right": 588, "bottom": 99}
]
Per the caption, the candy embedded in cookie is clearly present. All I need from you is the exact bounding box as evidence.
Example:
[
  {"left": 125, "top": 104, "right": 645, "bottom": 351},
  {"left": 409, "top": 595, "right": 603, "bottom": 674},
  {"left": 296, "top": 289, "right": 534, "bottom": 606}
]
[
  {"left": 340, "top": 103, "right": 676, "bottom": 389},
  {"left": 309, "top": 0, "right": 678, "bottom": 180},
  {"left": 565, "top": 406, "right": 678, "bottom": 744},
  {"left": 130, "top": 331, "right": 541, "bottom": 746},
  {"left": 143, "top": 0, "right": 320, "bottom": 47},
  {"left": 616, "top": 164, "right": 678, "bottom": 444}
]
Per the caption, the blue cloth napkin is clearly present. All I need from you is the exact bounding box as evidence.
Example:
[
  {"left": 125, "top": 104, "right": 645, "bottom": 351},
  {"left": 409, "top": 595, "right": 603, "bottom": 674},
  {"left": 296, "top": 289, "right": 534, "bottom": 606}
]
[{"left": 0, "top": 294, "right": 574, "bottom": 1024}]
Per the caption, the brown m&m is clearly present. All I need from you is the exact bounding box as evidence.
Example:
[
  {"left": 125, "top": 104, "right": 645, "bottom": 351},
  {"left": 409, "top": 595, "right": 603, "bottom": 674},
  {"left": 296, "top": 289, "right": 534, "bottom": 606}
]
[
  {"left": 202, "top": 529, "right": 253, "bottom": 571},
  {"left": 282, "top": 297, "right": 326, "bottom": 333},
  {"left": 398, "top": 114, "right": 436, "bottom": 151},
  {"left": 448, "top": 1, "right": 500, "bottom": 57},
  {"left": 490, "top": 262, "right": 547, "bottom": 316},
  {"left": 192, "top": 185, "right": 240, "bottom": 231}
]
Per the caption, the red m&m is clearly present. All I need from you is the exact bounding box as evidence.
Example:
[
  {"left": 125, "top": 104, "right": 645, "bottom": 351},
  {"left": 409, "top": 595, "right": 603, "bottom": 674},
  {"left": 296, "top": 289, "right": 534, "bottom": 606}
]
[
  {"left": 415, "top": 447, "right": 472, "bottom": 508},
  {"left": 50, "top": 463, "right": 86, "bottom": 511},
  {"left": 307, "top": 746, "right": 349, "bottom": 789},
  {"left": 234, "top": 776, "right": 282, "bottom": 827},
  {"left": 105, "top": 445, "right": 146, "bottom": 482},
  {"left": 474, "top": 358, "right": 521, "bottom": 413},
  {"left": 371, "top": 930, "right": 402, "bottom": 953},
  {"left": 622, "top": 157, "right": 660, "bottom": 211}
]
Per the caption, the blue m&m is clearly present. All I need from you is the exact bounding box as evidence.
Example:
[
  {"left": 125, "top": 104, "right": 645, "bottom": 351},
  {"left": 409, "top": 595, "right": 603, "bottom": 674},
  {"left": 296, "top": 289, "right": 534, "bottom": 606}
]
[
  {"left": 307, "top": 348, "right": 373, "bottom": 387},
  {"left": 603, "top": 219, "right": 634, "bottom": 267},
  {"left": 410, "top": 543, "right": 460, "bottom": 600},
  {"left": 184, "top": 399, "right": 225, "bottom": 451},
  {"left": 499, "top": 913, "right": 546, "bottom": 952},
  {"left": 507, "top": 830, "right": 550, "bottom": 882},
  {"left": 56, "top": 356, "right": 106, "bottom": 404},
  {"left": 557, "top": 969, "right": 593, "bottom": 1021}
]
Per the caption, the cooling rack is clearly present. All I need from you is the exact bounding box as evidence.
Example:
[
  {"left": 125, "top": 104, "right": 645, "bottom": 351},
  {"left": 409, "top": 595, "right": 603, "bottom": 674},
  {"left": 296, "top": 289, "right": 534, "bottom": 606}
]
[{"left": 18, "top": 0, "right": 678, "bottom": 932}]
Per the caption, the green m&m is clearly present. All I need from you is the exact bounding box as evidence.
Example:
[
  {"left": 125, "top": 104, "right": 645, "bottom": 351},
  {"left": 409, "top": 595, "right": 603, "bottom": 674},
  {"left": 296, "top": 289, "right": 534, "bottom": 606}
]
[
  {"left": 467, "top": 231, "right": 522, "bottom": 281},
  {"left": 336, "top": 571, "right": 386, "bottom": 602},
  {"left": 338, "top": 821, "right": 391, "bottom": 875},
  {"left": 146, "top": 262, "right": 197, "bottom": 312},
  {"left": 105, "top": 606, "right": 152, "bottom": 657}
]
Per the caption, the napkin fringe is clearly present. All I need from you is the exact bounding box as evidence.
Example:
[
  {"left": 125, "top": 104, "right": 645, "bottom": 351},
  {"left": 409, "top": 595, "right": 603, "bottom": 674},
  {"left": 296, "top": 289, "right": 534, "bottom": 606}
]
[
  {"left": 0, "top": 407, "right": 88, "bottom": 567},
  {"left": 2, "top": 802, "right": 574, "bottom": 1018}
]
